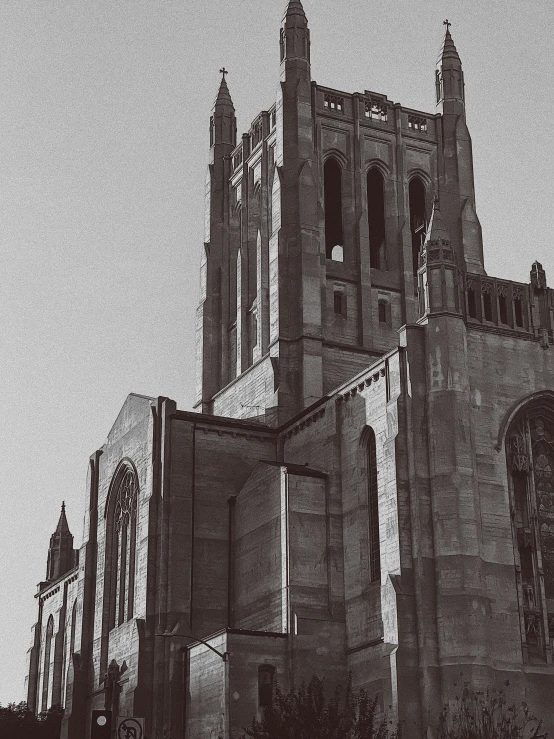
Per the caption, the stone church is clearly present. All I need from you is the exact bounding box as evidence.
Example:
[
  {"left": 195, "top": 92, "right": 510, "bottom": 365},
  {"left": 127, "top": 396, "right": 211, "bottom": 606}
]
[{"left": 25, "top": 2, "right": 554, "bottom": 737}]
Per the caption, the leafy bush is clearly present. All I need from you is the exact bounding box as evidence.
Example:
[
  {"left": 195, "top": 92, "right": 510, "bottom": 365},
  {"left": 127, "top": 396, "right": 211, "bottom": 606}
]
[
  {"left": 438, "top": 684, "right": 547, "bottom": 739},
  {"left": 237, "top": 674, "right": 400, "bottom": 739},
  {"left": 0, "top": 702, "right": 63, "bottom": 739}
]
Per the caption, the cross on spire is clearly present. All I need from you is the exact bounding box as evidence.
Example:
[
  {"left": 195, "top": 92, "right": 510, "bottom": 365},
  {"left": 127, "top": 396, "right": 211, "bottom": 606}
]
[
  {"left": 443, "top": 19, "right": 451, "bottom": 32},
  {"left": 220, "top": 67, "right": 228, "bottom": 80}
]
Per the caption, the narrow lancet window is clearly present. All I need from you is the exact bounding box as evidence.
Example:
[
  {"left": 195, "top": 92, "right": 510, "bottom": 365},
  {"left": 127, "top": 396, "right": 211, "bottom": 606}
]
[
  {"left": 41, "top": 616, "right": 54, "bottom": 711},
  {"left": 324, "top": 158, "right": 344, "bottom": 260},
  {"left": 367, "top": 168, "right": 386, "bottom": 269},
  {"left": 409, "top": 177, "right": 426, "bottom": 275}
]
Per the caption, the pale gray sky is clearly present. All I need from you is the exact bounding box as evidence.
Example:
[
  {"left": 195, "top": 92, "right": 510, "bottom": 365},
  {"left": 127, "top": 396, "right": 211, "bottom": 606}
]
[{"left": 1, "top": 0, "right": 553, "bottom": 705}]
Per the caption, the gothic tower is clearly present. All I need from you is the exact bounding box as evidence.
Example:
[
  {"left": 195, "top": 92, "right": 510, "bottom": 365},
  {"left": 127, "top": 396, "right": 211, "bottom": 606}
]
[{"left": 195, "top": 5, "right": 485, "bottom": 425}]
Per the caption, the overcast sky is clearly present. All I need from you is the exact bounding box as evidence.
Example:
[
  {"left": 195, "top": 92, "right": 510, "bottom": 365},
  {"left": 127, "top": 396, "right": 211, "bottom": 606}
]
[{"left": 1, "top": 0, "right": 553, "bottom": 705}]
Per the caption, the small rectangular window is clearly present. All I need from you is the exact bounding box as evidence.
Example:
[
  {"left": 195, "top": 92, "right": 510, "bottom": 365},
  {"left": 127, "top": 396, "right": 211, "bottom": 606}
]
[
  {"left": 408, "top": 114, "right": 427, "bottom": 133},
  {"left": 364, "top": 98, "right": 387, "bottom": 122},
  {"left": 333, "top": 286, "right": 346, "bottom": 317},
  {"left": 324, "top": 94, "right": 344, "bottom": 113},
  {"left": 378, "top": 301, "right": 387, "bottom": 323}
]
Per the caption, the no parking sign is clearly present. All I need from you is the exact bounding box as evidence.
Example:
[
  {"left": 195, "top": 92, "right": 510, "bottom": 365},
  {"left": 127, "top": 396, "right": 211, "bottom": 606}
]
[{"left": 117, "top": 717, "right": 144, "bottom": 739}]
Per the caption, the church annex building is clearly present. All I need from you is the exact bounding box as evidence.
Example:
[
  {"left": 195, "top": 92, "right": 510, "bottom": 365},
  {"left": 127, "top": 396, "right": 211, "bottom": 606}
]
[{"left": 25, "top": 2, "right": 554, "bottom": 737}]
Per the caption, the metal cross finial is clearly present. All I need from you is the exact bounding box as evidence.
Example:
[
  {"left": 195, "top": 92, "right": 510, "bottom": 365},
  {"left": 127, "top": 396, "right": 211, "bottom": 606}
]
[
  {"left": 443, "top": 19, "right": 451, "bottom": 32},
  {"left": 220, "top": 67, "right": 228, "bottom": 80}
]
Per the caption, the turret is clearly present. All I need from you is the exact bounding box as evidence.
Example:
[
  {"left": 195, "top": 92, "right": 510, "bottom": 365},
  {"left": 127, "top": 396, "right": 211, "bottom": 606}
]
[
  {"left": 280, "top": 0, "right": 310, "bottom": 71},
  {"left": 435, "top": 21, "right": 484, "bottom": 275},
  {"left": 46, "top": 502, "right": 77, "bottom": 581},
  {"left": 275, "top": 0, "right": 322, "bottom": 417},
  {"left": 196, "top": 72, "right": 237, "bottom": 411},
  {"left": 418, "top": 196, "right": 462, "bottom": 318},
  {"left": 210, "top": 70, "right": 236, "bottom": 149}
]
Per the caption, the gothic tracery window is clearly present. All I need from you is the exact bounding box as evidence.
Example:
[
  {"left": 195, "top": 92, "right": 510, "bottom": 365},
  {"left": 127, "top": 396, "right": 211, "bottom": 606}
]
[
  {"left": 110, "top": 466, "right": 138, "bottom": 628},
  {"left": 530, "top": 417, "right": 554, "bottom": 598},
  {"left": 507, "top": 408, "right": 554, "bottom": 661}
]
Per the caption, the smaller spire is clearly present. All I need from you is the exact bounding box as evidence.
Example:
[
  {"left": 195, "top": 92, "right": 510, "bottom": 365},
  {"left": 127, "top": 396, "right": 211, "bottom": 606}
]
[
  {"left": 438, "top": 20, "right": 461, "bottom": 64},
  {"left": 284, "top": 0, "right": 307, "bottom": 19},
  {"left": 214, "top": 70, "right": 234, "bottom": 110},
  {"left": 55, "top": 500, "right": 71, "bottom": 535},
  {"left": 424, "top": 196, "right": 451, "bottom": 246}
]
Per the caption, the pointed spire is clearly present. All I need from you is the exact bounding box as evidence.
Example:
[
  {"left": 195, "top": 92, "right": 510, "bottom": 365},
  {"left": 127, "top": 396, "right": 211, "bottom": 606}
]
[
  {"left": 46, "top": 502, "right": 75, "bottom": 581},
  {"left": 424, "top": 195, "right": 451, "bottom": 246},
  {"left": 214, "top": 68, "right": 234, "bottom": 111},
  {"left": 284, "top": 0, "right": 307, "bottom": 20},
  {"left": 437, "top": 19, "right": 461, "bottom": 64},
  {"left": 54, "top": 500, "right": 71, "bottom": 535},
  {"left": 280, "top": 0, "right": 310, "bottom": 65}
]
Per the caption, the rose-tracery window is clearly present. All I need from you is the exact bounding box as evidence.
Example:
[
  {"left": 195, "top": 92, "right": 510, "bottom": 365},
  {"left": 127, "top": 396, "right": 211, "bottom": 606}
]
[
  {"left": 110, "top": 466, "right": 138, "bottom": 627},
  {"left": 507, "top": 409, "right": 554, "bottom": 661},
  {"left": 530, "top": 417, "right": 554, "bottom": 598}
]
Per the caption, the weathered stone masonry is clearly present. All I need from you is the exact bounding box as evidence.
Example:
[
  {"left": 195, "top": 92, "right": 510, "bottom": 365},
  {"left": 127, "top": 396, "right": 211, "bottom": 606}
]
[{"left": 27, "top": 3, "right": 554, "bottom": 737}]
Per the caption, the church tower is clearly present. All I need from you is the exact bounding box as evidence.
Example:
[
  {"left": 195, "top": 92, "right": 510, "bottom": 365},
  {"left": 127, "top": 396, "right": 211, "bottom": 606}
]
[{"left": 196, "top": 7, "right": 486, "bottom": 425}]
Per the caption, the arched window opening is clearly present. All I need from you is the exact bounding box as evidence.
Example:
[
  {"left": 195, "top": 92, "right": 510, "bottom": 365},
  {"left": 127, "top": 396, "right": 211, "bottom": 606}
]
[
  {"left": 110, "top": 467, "right": 138, "bottom": 629},
  {"left": 41, "top": 616, "right": 54, "bottom": 711},
  {"left": 367, "top": 168, "right": 386, "bottom": 269},
  {"left": 324, "top": 158, "right": 344, "bottom": 260},
  {"left": 367, "top": 428, "right": 381, "bottom": 583},
  {"left": 507, "top": 410, "right": 554, "bottom": 661},
  {"left": 62, "top": 599, "right": 77, "bottom": 705},
  {"left": 65, "top": 600, "right": 77, "bottom": 701},
  {"left": 258, "top": 665, "right": 275, "bottom": 713},
  {"left": 409, "top": 178, "right": 426, "bottom": 275},
  {"left": 331, "top": 244, "right": 344, "bottom": 262}
]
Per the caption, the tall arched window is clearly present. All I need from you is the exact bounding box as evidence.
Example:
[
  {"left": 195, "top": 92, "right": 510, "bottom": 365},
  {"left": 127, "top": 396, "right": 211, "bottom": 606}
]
[
  {"left": 366, "top": 428, "right": 381, "bottom": 583},
  {"left": 367, "top": 168, "right": 386, "bottom": 269},
  {"left": 409, "top": 177, "right": 426, "bottom": 275},
  {"left": 324, "top": 158, "right": 344, "bottom": 260},
  {"left": 506, "top": 406, "right": 554, "bottom": 660},
  {"left": 63, "top": 599, "right": 77, "bottom": 704},
  {"left": 109, "top": 466, "right": 138, "bottom": 628},
  {"left": 41, "top": 615, "right": 54, "bottom": 711}
]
